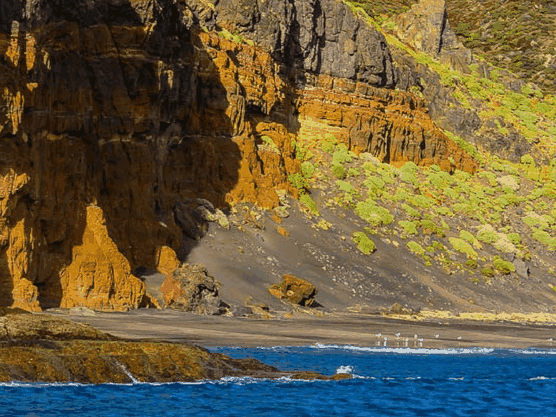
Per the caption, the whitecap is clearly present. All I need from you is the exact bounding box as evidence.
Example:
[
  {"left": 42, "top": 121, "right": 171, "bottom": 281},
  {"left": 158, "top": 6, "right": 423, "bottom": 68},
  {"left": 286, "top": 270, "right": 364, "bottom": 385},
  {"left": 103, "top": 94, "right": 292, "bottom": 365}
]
[
  {"left": 335, "top": 365, "right": 354, "bottom": 374},
  {"left": 303, "top": 345, "right": 497, "bottom": 355}
]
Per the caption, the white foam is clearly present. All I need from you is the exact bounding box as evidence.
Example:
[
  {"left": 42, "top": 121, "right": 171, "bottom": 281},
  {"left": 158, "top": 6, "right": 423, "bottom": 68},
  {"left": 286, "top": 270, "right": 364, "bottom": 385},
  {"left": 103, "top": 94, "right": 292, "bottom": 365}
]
[
  {"left": 335, "top": 365, "right": 354, "bottom": 374},
  {"left": 216, "top": 376, "right": 267, "bottom": 384},
  {"left": 310, "top": 345, "right": 496, "bottom": 355},
  {"left": 114, "top": 360, "right": 139, "bottom": 384},
  {"left": 0, "top": 381, "right": 87, "bottom": 388}
]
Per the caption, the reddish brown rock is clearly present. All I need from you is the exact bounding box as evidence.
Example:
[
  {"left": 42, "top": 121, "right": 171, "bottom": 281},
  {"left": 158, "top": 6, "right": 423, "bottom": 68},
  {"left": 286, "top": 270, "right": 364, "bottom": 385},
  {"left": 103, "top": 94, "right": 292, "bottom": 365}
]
[
  {"left": 268, "top": 274, "right": 316, "bottom": 307},
  {"left": 276, "top": 226, "right": 290, "bottom": 237},
  {"left": 160, "top": 264, "right": 226, "bottom": 315},
  {"left": 296, "top": 74, "right": 477, "bottom": 173}
]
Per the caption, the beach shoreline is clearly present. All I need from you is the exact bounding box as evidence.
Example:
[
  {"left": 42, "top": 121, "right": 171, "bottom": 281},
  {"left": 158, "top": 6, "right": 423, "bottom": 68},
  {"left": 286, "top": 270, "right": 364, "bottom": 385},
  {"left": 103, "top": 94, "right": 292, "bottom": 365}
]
[{"left": 44, "top": 309, "right": 556, "bottom": 350}]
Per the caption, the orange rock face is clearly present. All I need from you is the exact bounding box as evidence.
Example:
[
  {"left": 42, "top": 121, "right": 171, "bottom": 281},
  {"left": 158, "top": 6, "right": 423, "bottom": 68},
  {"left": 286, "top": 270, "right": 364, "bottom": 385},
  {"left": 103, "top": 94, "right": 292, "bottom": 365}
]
[
  {"left": 0, "top": 2, "right": 476, "bottom": 311},
  {"left": 296, "top": 74, "right": 477, "bottom": 173},
  {"left": 268, "top": 274, "right": 317, "bottom": 307}
]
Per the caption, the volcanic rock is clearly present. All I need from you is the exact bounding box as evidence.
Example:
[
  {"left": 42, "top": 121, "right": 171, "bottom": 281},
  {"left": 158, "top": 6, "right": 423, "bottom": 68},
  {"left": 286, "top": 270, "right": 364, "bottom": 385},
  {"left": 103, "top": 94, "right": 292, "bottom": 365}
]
[
  {"left": 160, "top": 263, "right": 227, "bottom": 315},
  {"left": 268, "top": 274, "right": 316, "bottom": 307}
]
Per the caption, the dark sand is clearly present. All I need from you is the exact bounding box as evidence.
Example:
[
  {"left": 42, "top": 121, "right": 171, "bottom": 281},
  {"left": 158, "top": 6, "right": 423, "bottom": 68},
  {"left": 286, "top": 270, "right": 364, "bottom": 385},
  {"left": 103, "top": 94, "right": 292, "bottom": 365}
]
[{"left": 45, "top": 309, "right": 556, "bottom": 350}]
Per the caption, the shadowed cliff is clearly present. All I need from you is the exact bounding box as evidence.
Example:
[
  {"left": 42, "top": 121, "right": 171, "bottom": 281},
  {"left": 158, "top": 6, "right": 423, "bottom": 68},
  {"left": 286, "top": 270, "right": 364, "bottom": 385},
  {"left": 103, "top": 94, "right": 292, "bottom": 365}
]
[{"left": 0, "top": 0, "right": 246, "bottom": 311}]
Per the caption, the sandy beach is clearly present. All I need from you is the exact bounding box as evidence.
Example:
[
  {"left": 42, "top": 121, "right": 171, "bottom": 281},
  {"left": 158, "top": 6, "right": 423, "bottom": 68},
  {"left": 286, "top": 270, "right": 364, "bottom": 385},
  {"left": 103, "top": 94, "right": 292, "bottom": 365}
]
[{"left": 45, "top": 309, "right": 556, "bottom": 350}]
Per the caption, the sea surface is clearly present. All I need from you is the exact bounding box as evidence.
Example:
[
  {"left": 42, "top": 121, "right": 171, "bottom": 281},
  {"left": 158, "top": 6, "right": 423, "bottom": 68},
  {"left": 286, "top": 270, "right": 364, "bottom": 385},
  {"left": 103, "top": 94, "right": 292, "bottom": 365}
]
[{"left": 2, "top": 345, "right": 556, "bottom": 416}]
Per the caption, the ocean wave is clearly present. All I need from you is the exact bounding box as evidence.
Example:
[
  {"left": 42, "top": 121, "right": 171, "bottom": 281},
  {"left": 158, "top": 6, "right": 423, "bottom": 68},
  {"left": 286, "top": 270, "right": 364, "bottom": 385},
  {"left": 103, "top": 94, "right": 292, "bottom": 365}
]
[
  {"left": 335, "top": 365, "right": 354, "bottom": 374},
  {"left": 310, "top": 344, "right": 496, "bottom": 355}
]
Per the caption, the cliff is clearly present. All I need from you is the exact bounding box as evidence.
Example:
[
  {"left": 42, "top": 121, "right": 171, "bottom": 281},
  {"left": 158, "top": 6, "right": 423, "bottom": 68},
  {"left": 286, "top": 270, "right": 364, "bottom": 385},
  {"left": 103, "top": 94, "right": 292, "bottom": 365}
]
[{"left": 0, "top": 0, "right": 475, "bottom": 312}]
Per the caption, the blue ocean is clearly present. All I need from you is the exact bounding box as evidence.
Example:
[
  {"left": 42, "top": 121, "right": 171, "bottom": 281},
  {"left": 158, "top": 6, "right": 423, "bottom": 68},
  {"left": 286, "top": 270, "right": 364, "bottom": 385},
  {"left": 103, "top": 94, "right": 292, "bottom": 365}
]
[{"left": 2, "top": 345, "right": 556, "bottom": 416}]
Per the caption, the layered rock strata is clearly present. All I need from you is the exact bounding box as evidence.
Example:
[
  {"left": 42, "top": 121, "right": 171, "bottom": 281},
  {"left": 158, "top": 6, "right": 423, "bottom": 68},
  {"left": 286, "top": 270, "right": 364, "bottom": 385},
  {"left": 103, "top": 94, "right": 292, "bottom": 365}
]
[{"left": 0, "top": 0, "right": 475, "bottom": 312}]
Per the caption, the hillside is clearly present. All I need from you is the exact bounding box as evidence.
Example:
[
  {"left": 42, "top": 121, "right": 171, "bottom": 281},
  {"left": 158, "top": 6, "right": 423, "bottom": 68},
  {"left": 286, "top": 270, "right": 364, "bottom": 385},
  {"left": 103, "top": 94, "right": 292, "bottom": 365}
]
[
  {"left": 350, "top": 0, "right": 556, "bottom": 95},
  {"left": 0, "top": 0, "right": 555, "bottom": 318}
]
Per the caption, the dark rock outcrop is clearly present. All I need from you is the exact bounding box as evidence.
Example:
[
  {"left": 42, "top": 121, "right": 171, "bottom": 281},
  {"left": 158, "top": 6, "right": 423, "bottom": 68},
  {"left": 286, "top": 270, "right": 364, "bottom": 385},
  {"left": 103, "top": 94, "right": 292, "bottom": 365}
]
[{"left": 215, "top": 0, "right": 396, "bottom": 87}]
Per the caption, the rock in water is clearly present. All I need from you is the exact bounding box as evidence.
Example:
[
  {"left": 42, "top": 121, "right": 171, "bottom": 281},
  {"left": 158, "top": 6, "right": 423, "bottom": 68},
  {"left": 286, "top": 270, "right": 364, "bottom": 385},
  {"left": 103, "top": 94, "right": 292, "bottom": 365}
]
[
  {"left": 160, "top": 264, "right": 226, "bottom": 315},
  {"left": 268, "top": 274, "right": 316, "bottom": 307}
]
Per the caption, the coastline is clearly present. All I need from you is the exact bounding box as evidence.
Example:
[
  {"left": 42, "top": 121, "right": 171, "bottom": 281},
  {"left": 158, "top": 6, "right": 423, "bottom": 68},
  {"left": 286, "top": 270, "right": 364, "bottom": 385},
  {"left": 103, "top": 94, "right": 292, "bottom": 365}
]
[{"left": 45, "top": 309, "right": 556, "bottom": 350}]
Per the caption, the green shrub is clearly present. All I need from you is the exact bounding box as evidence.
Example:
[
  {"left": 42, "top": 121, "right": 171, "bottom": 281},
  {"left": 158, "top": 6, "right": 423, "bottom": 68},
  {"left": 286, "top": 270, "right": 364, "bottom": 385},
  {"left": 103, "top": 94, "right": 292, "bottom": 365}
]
[
  {"left": 421, "top": 219, "right": 444, "bottom": 237},
  {"left": 355, "top": 200, "right": 393, "bottom": 227},
  {"left": 477, "top": 228, "right": 499, "bottom": 244},
  {"left": 348, "top": 168, "right": 360, "bottom": 177},
  {"left": 300, "top": 194, "right": 318, "bottom": 215},
  {"left": 331, "top": 164, "right": 347, "bottom": 179},
  {"left": 379, "top": 168, "right": 396, "bottom": 184},
  {"left": 337, "top": 180, "right": 356, "bottom": 194},
  {"left": 459, "top": 230, "right": 476, "bottom": 245},
  {"left": 288, "top": 173, "right": 308, "bottom": 191},
  {"left": 524, "top": 214, "right": 550, "bottom": 229},
  {"left": 449, "top": 237, "right": 478, "bottom": 259},
  {"left": 321, "top": 141, "right": 335, "bottom": 153},
  {"left": 401, "top": 170, "right": 417, "bottom": 184},
  {"left": 507, "top": 233, "right": 521, "bottom": 245},
  {"left": 465, "top": 259, "right": 478, "bottom": 269},
  {"left": 407, "top": 241, "right": 425, "bottom": 256},
  {"left": 532, "top": 229, "right": 556, "bottom": 250},
  {"left": 520, "top": 154, "right": 535, "bottom": 166},
  {"left": 324, "top": 133, "right": 338, "bottom": 145},
  {"left": 365, "top": 176, "right": 385, "bottom": 191},
  {"left": 543, "top": 184, "right": 556, "bottom": 199},
  {"left": 295, "top": 143, "right": 313, "bottom": 161},
  {"left": 493, "top": 258, "right": 515, "bottom": 274},
  {"left": 362, "top": 161, "right": 377, "bottom": 173},
  {"left": 408, "top": 195, "right": 434, "bottom": 209},
  {"left": 301, "top": 161, "right": 315, "bottom": 178},
  {"left": 434, "top": 206, "right": 453, "bottom": 216},
  {"left": 260, "top": 135, "right": 278, "bottom": 151},
  {"left": 528, "top": 188, "right": 544, "bottom": 201},
  {"left": 400, "top": 161, "right": 418, "bottom": 184},
  {"left": 394, "top": 188, "right": 410, "bottom": 201},
  {"left": 402, "top": 203, "right": 421, "bottom": 219},
  {"left": 443, "top": 188, "right": 458, "bottom": 199},
  {"left": 332, "top": 144, "right": 352, "bottom": 165},
  {"left": 399, "top": 221, "right": 419, "bottom": 236},
  {"left": 401, "top": 161, "right": 418, "bottom": 174},
  {"left": 352, "top": 232, "right": 376, "bottom": 255},
  {"left": 452, "top": 203, "right": 473, "bottom": 214},
  {"left": 482, "top": 268, "right": 495, "bottom": 278}
]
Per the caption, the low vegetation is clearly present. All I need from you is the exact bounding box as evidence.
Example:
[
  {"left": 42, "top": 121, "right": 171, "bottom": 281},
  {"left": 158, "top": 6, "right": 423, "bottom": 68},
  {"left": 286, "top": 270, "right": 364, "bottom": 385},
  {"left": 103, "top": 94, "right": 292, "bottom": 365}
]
[{"left": 273, "top": 0, "right": 556, "bottom": 286}]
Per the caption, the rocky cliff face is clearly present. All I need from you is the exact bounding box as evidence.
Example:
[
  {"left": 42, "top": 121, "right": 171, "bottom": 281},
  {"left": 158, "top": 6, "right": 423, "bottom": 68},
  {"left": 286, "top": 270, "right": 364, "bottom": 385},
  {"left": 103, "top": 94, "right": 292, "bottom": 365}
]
[{"left": 0, "top": 0, "right": 475, "bottom": 312}]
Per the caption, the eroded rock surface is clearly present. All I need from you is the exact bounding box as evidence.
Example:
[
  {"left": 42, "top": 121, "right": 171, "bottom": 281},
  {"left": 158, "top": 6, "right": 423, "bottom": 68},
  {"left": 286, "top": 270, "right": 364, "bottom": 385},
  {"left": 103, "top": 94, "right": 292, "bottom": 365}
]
[
  {"left": 0, "top": 310, "right": 348, "bottom": 383},
  {"left": 269, "top": 274, "right": 316, "bottom": 307},
  {"left": 160, "top": 263, "right": 227, "bottom": 314}
]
